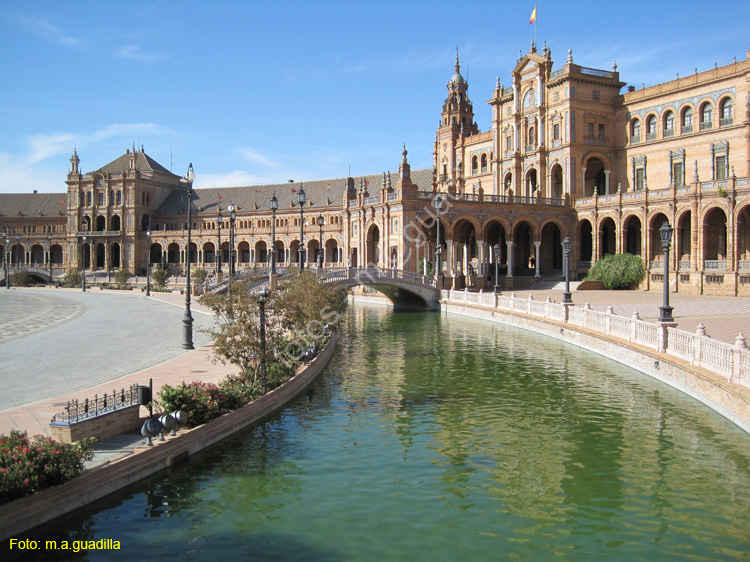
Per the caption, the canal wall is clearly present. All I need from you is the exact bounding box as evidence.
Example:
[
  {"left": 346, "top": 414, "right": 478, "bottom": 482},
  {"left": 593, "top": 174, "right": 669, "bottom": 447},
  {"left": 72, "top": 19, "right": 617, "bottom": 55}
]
[
  {"left": 441, "top": 300, "right": 750, "bottom": 436},
  {"left": 0, "top": 332, "right": 338, "bottom": 542}
]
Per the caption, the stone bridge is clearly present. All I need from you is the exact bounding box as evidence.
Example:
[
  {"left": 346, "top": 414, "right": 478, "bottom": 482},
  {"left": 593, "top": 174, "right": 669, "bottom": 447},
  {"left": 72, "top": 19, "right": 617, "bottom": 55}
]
[
  {"left": 249, "top": 267, "right": 440, "bottom": 311},
  {"left": 315, "top": 267, "right": 439, "bottom": 310}
]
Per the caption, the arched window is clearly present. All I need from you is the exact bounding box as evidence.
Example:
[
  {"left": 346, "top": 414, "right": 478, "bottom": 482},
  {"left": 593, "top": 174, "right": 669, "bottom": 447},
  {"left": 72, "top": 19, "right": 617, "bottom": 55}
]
[
  {"left": 471, "top": 156, "right": 478, "bottom": 175},
  {"left": 681, "top": 107, "right": 693, "bottom": 132},
  {"left": 663, "top": 111, "right": 674, "bottom": 136},
  {"left": 631, "top": 119, "right": 641, "bottom": 142},
  {"left": 646, "top": 115, "right": 657, "bottom": 140},
  {"left": 480, "top": 153, "right": 488, "bottom": 173},
  {"left": 528, "top": 126, "right": 536, "bottom": 147},
  {"left": 700, "top": 102, "right": 713, "bottom": 130},
  {"left": 720, "top": 98, "right": 733, "bottom": 125}
]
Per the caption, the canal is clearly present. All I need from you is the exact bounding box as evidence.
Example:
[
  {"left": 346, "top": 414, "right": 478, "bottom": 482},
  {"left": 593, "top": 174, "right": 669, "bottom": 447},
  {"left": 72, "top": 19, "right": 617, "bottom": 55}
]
[{"left": 31, "top": 305, "right": 750, "bottom": 560}]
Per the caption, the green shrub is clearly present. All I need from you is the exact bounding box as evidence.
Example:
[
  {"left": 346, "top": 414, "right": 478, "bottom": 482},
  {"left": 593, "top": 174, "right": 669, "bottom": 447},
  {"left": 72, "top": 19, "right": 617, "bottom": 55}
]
[
  {"left": 114, "top": 269, "right": 130, "bottom": 290},
  {"left": 586, "top": 253, "right": 646, "bottom": 290},
  {"left": 152, "top": 267, "right": 170, "bottom": 290},
  {"left": 10, "top": 269, "right": 32, "bottom": 287},
  {"left": 0, "top": 431, "right": 94, "bottom": 504},
  {"left": 61, "top": 269, "right": 82, "bottom": 288}
]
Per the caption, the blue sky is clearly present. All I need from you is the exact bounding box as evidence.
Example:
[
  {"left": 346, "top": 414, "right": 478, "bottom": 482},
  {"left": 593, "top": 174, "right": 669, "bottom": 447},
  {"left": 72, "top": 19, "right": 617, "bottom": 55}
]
[{"left": 1, "top": 0, "right": 749, "bottom": 194}]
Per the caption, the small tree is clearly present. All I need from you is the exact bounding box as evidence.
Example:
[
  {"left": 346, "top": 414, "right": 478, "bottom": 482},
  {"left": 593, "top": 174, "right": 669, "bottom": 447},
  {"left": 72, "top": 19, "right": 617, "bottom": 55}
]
[
  {"left": 10, "top": 269, "right": 32, "bottom": 287},
  {"left": 586, "top": 253, "right": 646, "bottom": 290},
  {"left": 152, "top": 263, "right": 170, "bottom": 290},
  {"left": 200, "top": 277, "right": 285, "bottom": 386},
  {"left": 61, "top": 269, "right": 82, "bottom": 288},
  {"left": 114, "top": 269, "right": 130, "bottom": 290},
  {"left": 192, "top": 267, "right": 208, "bottom": 289},
  {"left": 274, "top": 271, "right": 348, "bottom": 333}
]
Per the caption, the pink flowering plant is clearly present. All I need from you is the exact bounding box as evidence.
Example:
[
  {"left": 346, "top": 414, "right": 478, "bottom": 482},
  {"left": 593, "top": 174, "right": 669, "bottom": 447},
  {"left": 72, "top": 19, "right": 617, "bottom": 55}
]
[{"left": 0, "top": 430, "right": 94, "bottom": 504}]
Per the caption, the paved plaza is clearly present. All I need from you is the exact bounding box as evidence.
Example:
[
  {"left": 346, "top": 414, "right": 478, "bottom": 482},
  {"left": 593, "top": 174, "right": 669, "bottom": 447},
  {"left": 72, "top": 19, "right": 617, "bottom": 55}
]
[{"left": 0, "top": 288, "right": 229, "bottom": 437}]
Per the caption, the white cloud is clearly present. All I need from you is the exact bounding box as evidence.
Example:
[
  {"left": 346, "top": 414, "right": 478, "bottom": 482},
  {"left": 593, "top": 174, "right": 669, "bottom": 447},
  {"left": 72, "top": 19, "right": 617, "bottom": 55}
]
[
  {"left": 15, "top": 15, "right": 81, "bottom": 47},
  {"left": 237, "top": 148, "right": 281, "bottom": 169},
  {"left": 118, "top": 45, "right": 166, "bottom": 63}
]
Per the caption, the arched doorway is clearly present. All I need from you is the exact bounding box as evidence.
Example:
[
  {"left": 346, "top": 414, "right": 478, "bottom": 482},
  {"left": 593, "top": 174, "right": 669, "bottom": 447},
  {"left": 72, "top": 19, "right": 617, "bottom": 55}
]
[
  {"left": 453, "top": 219, "right": 478, "bottom": 276},
  {"left": 167, "top": 243, "right": 180, "bottom": 264},
  {"left": 255, "top": 241, "right": 268, "bottom": 264},
  {"left": 50, "top": 245, "right": 63, "bottom": 264},
  {"left": 96, "top": 216, "right": 106, "bottom": 232},
  {"left": 149, "top": 243, "right": 162, "bottom": 265},
  {"left": 540, "top": 222, "right": 562, "bottom": 273},
  {"left": 578, "top": 220, "right": 593, "bottom": 264},
  {"left": 95, "top": 242, "right": 106, "bottom": 269},
  {"left": 551, "top": 164, "right": 564, "bottom": 199},
  {"left": 703, "top": 207, "right": 727, "bottom": 265},
  {"left": 366, "top": 224, "right": 380, "bottom": 267},
  {"left": 513, "top": 221, "right": 534, "bottom": 275},
  {"left": 599, "top": 217, "right": 616, "bottom": 257},
  {"left": 30, "top": 244, "right": 44, "bottom": 265},
  {"left": 585, "top": 157, "right": 606, "bottom": 196},
  {"left": 110, "top": 243, "right": 121, "bottom": 268},
  {"left": 650, "top": 213, "right": 670, "bottom": 262},
  {"left": 677, "top": 211, "right": 692, "bottom": 269},
  {"left": 524, "top": 168, "right": 538, "bottom": 198},
  {"left": 623, "top": 215, "right": 642, "bottom": 255},
  {"left": 203, "top": 242, "right": 216, "bottom": 266},
  {"left": 111, "top": 215, "right": 121, "bottom": 231}
]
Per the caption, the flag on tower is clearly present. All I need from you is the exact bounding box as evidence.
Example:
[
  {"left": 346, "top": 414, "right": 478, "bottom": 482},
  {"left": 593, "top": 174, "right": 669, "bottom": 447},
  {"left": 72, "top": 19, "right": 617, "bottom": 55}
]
[{"left": 530, "top": 6, "right": 537, "bottom": 24}]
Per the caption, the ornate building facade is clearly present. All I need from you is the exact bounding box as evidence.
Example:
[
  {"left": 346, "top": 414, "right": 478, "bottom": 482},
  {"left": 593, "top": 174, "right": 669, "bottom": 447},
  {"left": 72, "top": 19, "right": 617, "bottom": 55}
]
[{"left": 2, "top": 43, "right": 750, "bottom": 295}]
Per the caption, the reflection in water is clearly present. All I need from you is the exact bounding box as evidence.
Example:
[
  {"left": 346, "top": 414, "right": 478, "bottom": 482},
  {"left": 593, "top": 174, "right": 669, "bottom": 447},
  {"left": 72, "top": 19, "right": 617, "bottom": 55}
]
[{"left": 31, "top": 305, "right": 750, "bottom": 561}]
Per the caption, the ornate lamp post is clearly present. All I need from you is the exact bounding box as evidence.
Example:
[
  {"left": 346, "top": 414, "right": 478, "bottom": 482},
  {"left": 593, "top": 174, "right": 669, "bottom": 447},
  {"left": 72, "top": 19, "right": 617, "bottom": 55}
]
[
  {"left": 297, "top": 187, "right": 306, "bottom": 270},
  {"left": 228, "top": 204, "right": 236, "bottom": 279},
  {"left": 259, "top": 289, "right": 269, "bottom": 394},
  {"left": 317, "top": 214, "right": 325, "bottom": 268},
  {"left": 494, "top": 243, "right": 501, "bottom": 293},
  {"left": 146, "top": 227, "right": 151, "bottom": 297},
  {"left": 217, "top": 208, "right": 223, "bottom": 276},
  {"left": 270, "top": 194, "right": 278, "bottom": 275},
  {"left": 81, "top": 233, "right": 87, "bottom": 292},
  {"left": 2, "top": 232, "right": 8, "bottom": 289},
  {"left": 182, "top": 163, "right": 195, "bottom": 350},
  {"left": 658, "top": 222, "right": 674, "bottom": 323},
  {"left": 562, "top": 236, "right": 572, "bottom": 304},
  {"left": 47, "top": 232, "right": 53, "bottom": 284},
  {"left": 434, "top": 194, "right": 443, "bottom": 277}
]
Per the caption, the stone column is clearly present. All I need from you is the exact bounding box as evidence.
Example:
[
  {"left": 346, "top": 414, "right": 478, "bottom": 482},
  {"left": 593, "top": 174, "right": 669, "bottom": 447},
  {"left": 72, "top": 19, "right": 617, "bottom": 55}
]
[
  {"left": 605, "top": 170, "right": 611, "bottom": 195},
  {"left": 534, "top": 240, "right": 541, "bottom": 277},
  {"left": 506, "top": 240, "right": 514, "bottom": 277}
]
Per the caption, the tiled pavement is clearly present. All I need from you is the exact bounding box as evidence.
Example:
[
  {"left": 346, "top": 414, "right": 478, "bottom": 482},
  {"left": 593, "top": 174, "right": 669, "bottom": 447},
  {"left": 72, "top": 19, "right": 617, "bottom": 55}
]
[{"left": 0, "top": 288, "right": 235, "bottom": 439}]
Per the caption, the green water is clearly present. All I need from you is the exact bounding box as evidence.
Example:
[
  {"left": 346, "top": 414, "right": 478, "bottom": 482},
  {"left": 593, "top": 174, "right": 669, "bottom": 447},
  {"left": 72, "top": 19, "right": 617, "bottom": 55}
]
[{"left": 30, "top": 306, "right": 750, "bottom": 560}]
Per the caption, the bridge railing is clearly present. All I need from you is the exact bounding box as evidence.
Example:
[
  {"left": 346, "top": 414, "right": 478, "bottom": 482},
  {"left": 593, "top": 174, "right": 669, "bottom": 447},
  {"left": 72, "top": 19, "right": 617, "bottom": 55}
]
[
  {"left": 442, "top": 289, "right": 750, "bottom": 388},
  {"left": 316, "top": 267, "right": 437, "bottom": 288}
]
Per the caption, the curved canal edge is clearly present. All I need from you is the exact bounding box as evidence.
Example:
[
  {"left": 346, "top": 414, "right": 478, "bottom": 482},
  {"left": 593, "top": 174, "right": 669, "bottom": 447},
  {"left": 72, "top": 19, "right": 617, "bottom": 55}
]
[
  {"left": 0, "top": 331, "right": 339, "bottom": 542},
  {"left": 442, "top": 301, "right": 750, "bottom": 435}
]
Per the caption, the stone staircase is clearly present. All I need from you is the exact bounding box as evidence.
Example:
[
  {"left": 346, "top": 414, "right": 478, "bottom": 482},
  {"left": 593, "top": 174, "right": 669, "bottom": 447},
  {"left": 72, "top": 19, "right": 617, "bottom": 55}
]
[{"left": 529, "top": 277, "right": 581, "bottom": 292}]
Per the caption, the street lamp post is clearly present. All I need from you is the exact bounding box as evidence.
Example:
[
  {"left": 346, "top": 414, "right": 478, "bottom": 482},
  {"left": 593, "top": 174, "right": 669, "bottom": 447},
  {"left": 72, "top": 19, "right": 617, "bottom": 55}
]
[
  {"left": 317, "top": 214, "right": 324, "bottom": 268},
  {"left": 297, "top": 187, "right": 306, "bottom": 270},
  {"left": 47, "top": 233, "right": 53, "bottom": 284},
  {"left": 182, "top": 163, "right": 195, "bottom": 350},
  {"left": 146, "top": 227, "right": 151, "bottom": 297},
  {"left": 270, "top": 194, "right": 278, "bottom": 275},
  {"left": 217, "top": 208, "right": 223, "bottom": 276},
  {"left": 259, "top": 289, "right": 268, "bottom": 395},
  {"left": 562, "top": 236, "right": 572, "bottom": 304},
  {"left": 2, "top": 232, "right": 8, "bottom": 289},
  {"left": 494, "top": 243, "right": 501, "bottom": 293},
  {"left": 434, "top": 194, "right": 443, "bottom": 277},
  {"left": 228, "top": 204, "right": 236, "bottom": 279},
  {"left": 81, "top": 234, "right": 87, "bottom": 292},
  {"left": 658, "top": 221, "right": 674, "bottom": 323}
]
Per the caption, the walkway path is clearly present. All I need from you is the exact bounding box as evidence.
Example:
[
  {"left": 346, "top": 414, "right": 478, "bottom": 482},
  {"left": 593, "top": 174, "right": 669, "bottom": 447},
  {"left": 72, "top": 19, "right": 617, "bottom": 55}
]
[
  {"left": 0, "top": 288, "right": 233, "bottom": 439},
  {"left": 507, "top": 288, "right": 750, "bottom": 346}
]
